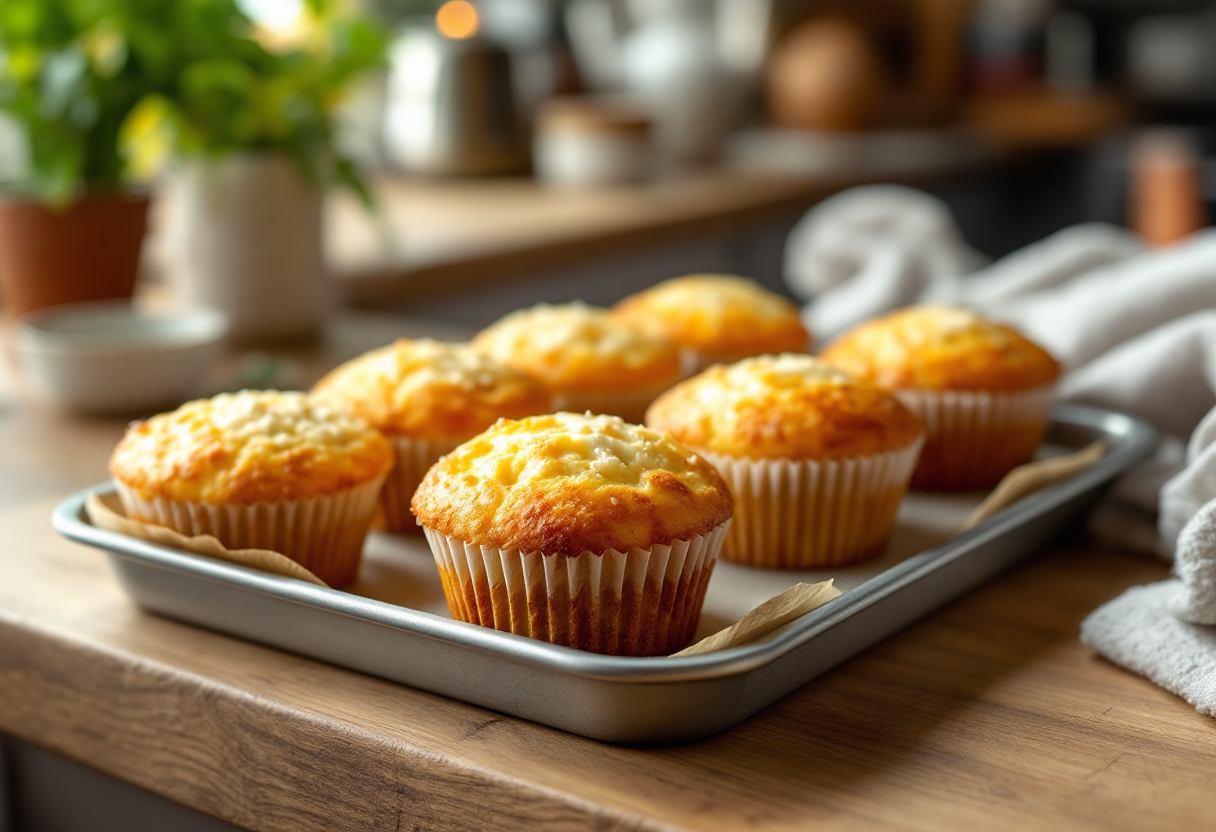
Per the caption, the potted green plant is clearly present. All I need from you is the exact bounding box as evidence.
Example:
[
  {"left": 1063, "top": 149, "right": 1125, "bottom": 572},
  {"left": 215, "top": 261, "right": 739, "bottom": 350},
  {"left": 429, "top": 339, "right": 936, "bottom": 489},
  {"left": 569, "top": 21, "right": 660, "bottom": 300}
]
[
  {"left": 0, "top": 0, "right": 168, "bottom": 320},
  {"left": 151, "top": 0, "right": 387, "bottom": 344},
  {"left": 0, "top": 0, "right": 385, "bottom": 336}
]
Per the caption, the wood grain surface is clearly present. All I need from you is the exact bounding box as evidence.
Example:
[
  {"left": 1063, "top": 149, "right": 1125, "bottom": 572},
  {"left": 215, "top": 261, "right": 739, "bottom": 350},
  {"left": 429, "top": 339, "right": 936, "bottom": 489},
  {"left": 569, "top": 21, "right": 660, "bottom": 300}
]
[
  {"left": 2, "top": 499, "right": 1210, "bottom": 832},
  {"left": 1, "top": 317, "right": 1214, "bottom": 832}
]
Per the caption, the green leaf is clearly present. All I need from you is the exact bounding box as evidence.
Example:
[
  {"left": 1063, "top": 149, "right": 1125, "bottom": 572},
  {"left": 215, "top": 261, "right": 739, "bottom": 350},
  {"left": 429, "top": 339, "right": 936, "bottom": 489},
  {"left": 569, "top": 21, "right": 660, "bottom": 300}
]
[
  {"left": 38, "top": 49, "right": 88, "bottom": 120},
  {"left": 0, "top": 0, "right": 385, "bottom": 204}
]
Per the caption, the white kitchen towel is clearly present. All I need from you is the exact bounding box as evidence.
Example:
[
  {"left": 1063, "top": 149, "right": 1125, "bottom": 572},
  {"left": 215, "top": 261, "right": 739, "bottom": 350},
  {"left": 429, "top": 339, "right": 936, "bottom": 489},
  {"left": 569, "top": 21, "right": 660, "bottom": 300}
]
[
  {"left": 1160, "top": 404, "right": 1216, "bottom": 557},
  {"left": 1081, "top": 499, "right": 1216, "bottom": 712},
  {"left": 784, "top": 185, "right": 987, "bottom": 339},
  {"left": 1081, "top": 478, "right": 1216, "bottom": 718},
  {"left": 787, "top": 186, "right": 1216, "bottom": 372},
  {"left": 1168, "top": 479, "right": 1216, "bottom": 624},
  {"left": 784, "top": 184, "right": 1216, "bottom": 715},
  {"left": 1079, "top": 580, "right": 1216, "bottom": 716}
]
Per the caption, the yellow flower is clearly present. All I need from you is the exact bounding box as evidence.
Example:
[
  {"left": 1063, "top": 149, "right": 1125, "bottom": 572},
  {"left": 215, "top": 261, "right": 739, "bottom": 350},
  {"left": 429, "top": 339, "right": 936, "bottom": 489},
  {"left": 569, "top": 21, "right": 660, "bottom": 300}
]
[
  {"left": 80, "top": 29, "right": 127, "bottom": 77},
  {"left": 2, "top": 46, "right": 42, "bottom": 83},
  {"left": 120, "top": 96, "right": 174, "bottom": 181}
]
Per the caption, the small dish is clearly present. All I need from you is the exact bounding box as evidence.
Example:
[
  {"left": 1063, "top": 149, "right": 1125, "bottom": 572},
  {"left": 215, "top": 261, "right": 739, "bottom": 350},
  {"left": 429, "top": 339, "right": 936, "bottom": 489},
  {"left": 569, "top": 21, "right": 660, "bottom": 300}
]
[{"left": 14, "top": 301, "right": 228, "bottom": 415}]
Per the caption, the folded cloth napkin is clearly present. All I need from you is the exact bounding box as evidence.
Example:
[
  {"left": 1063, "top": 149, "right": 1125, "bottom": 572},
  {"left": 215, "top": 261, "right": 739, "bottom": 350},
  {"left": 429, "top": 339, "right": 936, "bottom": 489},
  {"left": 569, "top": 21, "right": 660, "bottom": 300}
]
[
  {"left": 784, "top": 185, "right": 988, "bottom": 337},
  {"left": 1080, "top": 499, "right": 1216, "bottom": 714},
  {"left": 1079, "top": 582, "right": 1216, "bottom": 715},
  {"left": 784, "top": 185, "right": 1216, "bottom": 714}
]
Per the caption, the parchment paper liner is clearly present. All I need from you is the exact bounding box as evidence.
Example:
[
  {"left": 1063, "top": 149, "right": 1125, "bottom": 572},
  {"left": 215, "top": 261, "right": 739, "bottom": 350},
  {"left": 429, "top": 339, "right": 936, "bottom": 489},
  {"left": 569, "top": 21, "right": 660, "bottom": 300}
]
[
  {"left": 86, "top": 491, "right": 328, "bottom": 586},
  {"left": 675, "top": 580, "right": 842, "bottom": 656},
  {"left": 553, "top": 379, "right": 681, "bottom": 425},
  {"left": 896, "top": 385, "right": 1056, "bottom": 490},
  {"left": 960, "top": 441, "right": 1106, "bottom": 531},
  {"left": 381, "top": 435, "right": 463, "bottom": 533},
  {"left": 701, "top": 441, "right": 923, "bottom": 569},
  {"left": 112, "top": 475, "right": 385, "bottom": 587},
  {"left": 422, "top": 520, "right": 729, "bottom": 656},
  {"left": 84, "top": 441, "right": 1101, "bottom": 656},
  {"left": 90, "top": 489, "right": 836, "bottom": 656}
]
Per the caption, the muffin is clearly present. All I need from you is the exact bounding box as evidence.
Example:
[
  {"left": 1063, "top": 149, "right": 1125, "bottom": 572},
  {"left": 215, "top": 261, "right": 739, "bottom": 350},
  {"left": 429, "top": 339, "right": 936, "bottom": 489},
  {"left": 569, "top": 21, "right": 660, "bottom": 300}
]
[
  {"left": 646, "top": 354, "right": 923, "bottom": 569},
  {"left": 613, "top": 274, "right": 812, "bottom": 370},
  {"left": 109, "top": 390, "right": 393, "bottom": 587},
  {"left": 820, "top": 305, "right": 1060, "bottom": 490},
  {"left": 411, "top": 412, "right": 733, "bottom": 656},
  {"left": 310, "top": 339, "right": 551, "bottom": 532},
  {"left": 471, "top": 302, "right": 682, "bottom": 423}
]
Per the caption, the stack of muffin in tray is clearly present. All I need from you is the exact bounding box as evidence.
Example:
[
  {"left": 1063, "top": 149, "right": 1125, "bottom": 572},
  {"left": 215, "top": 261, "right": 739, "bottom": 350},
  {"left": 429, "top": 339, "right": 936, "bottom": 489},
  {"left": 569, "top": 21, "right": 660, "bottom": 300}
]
[{"left": 107, "top": 275, "right": 1060, "bottom": 656}]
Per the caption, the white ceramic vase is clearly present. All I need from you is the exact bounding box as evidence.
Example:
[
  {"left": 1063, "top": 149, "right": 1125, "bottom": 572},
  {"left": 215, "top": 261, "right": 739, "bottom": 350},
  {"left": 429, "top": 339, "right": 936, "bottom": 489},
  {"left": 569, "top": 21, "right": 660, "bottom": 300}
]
[
  {"left": 166, "top": 154, "right": 328, "bottom": 344},
  {"left": 619, "top": 0, "right": 739, "bottom": 165}
]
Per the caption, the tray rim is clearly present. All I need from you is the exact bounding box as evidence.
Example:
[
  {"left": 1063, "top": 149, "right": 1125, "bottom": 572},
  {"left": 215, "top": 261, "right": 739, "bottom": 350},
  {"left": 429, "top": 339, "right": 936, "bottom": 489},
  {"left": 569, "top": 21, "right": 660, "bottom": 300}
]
[{"left": 52, "top": 402, "right": 1159, "bottom": 685}]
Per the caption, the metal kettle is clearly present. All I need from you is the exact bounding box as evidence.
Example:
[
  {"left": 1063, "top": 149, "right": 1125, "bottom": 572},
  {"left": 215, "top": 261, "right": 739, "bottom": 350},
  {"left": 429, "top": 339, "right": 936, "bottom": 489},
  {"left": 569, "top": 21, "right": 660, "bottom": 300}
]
[{"left": 383, "top": 4, "right": 530, "bottom": 176}]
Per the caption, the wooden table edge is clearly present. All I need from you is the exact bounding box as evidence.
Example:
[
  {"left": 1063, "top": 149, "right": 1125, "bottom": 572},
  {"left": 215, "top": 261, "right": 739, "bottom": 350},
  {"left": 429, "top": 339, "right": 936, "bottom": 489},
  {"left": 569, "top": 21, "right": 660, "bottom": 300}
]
[{"left": 0, "top": 611, "right": 672, "bottom": 832}]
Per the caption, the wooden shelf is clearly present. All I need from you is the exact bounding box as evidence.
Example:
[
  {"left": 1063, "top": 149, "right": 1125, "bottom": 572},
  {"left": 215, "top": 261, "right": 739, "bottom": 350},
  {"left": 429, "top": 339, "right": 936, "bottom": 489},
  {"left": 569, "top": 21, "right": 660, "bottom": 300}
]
[{"left": 324, "top": 161, "right": 994, "bottom": 309}]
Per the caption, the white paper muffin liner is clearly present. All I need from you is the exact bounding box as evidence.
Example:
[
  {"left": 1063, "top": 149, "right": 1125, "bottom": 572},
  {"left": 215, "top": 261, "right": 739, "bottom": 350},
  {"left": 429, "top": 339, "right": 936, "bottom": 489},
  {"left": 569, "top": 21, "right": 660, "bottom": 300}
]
[
  {"left": 114, "top": 475, "right": 386, "bottom": 587},
  {"left": 380, "top": 435, "right": 463, "bottom": 533},
  {"left": 895, "top": 385, "right": 1056, "bottom": 490},
  {"left": 554, "top": 380, "right": 680, "bottom": 425},
  {"left": 700, "top": 441, "right": 923, "bottom": 569},
  {"left": 421, "top": 520, "right": 729, "bottom": 656}
]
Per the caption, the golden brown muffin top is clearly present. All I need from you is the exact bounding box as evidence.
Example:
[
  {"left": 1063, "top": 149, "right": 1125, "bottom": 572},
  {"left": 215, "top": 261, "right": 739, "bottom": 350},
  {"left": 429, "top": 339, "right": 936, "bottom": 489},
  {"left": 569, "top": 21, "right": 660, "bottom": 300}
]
[
  {"left": 612, "top": 274, "right": 811, "bottom": 357},
  {"left": 472, "top": 303, "right": 682, "bottom": 392},
  {"left": 820, "top": 305, "right": 1061, "bottom": 391},
  {"left": 110, "top": 390, "right": 393, "bottom": 504},
  {"left": 310, "top": 339, "right": 552, "bottom": 441},
  {"left": 645, "top": 354, "right": 922, "bottom": 460},
  {"left": 411, "top": 412, "right": 733, "bottom": 555}
]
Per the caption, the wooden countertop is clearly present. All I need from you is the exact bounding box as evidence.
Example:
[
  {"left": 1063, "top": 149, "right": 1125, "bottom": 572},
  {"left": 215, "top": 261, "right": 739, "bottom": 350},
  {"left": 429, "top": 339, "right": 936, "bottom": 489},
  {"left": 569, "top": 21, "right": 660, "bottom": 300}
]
[{"left": 2, "top": 315, "right": 1213, "bottom": 832}]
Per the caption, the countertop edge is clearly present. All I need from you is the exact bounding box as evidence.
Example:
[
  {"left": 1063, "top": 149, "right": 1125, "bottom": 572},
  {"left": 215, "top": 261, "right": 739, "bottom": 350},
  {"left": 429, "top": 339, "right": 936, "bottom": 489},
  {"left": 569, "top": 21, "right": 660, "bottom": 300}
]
[{"left": 0, "top": 613, "right": 671, "bottom": 832}]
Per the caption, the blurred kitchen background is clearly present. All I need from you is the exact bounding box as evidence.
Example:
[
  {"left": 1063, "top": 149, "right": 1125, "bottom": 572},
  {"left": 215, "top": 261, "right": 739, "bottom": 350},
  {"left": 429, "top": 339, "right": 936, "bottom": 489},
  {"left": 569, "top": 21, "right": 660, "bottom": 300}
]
[{"left": 1, "top": 0, "right": 1214, "bottom": 337}]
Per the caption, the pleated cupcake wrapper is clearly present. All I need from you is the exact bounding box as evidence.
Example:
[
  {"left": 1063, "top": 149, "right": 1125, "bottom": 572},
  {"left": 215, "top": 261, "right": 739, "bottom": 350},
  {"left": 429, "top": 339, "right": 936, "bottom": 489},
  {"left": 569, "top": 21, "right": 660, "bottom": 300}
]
[
  {"left": 553, "top": 380, "right": 679, "bottom": 425},
  {"left": 380, "top": 435, "right": 463, "bottom": 533},
  {"left": 701, "top": 442, "right": 923, "bottom": 569},
  {"left": 115, "top": 475, "right": 386, "bottom": 588},
  {"left": 422, "top": 521, "right": 729, "bottom": 656},
  {"left": 895, "top": 385, "right": 1056, "bottom": 491}
]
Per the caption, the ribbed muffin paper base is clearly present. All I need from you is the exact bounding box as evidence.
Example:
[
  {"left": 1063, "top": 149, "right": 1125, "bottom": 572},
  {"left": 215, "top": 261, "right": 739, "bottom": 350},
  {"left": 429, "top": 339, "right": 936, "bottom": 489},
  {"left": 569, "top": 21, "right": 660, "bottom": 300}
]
[
  {"left": 380, "top": 436, "right": 463, "bottom": 533},
  {"left": 553, "top": 381, "right": 679, "bottom": 426},
  {"left": 114, "top": 476, "right": 385, "bottom": 588},
  {"left": 422, "top": 521, "right": 729, "bottom": 656},
  {"left": 701, "top": 442, "right": 923, "bottom": 569},
  {"left": 896, "top": 385, "right": 1056, "bottom": 491}
]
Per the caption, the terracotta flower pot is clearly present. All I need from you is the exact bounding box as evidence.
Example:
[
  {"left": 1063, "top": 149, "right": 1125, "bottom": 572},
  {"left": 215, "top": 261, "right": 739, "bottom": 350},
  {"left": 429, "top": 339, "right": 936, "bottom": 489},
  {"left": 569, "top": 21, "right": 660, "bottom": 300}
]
[{"left": 0, "top": 193, "right": 150, "bottom": 321}]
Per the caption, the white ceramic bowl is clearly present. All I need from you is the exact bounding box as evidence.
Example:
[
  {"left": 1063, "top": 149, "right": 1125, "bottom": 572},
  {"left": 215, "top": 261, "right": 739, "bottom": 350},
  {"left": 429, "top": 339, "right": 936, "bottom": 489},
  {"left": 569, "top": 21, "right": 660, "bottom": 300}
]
[{"left": 14, "top": 301, "right": 228, "bottom": 415}]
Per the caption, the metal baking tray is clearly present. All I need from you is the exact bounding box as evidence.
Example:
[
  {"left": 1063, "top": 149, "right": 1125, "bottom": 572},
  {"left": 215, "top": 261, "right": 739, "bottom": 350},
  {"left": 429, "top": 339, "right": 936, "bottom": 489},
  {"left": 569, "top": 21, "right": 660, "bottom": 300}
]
[{"left": 53, "top": 404, "right": 1156, "bottom": 744}]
